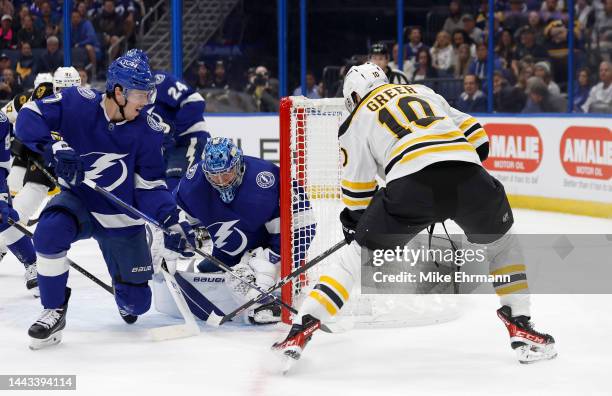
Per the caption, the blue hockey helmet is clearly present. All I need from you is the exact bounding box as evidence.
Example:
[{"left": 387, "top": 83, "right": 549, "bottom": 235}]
[
  {"left": 202, "top": 137, "right": 245, "bottom": 204},
  {"left": 106, "top": 50, "right": 156, "bottom": 106},
  {"left": 124, "top": 48, "right": 150, "bottom": 64}
]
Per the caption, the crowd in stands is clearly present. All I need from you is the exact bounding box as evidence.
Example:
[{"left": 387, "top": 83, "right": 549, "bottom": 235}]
[
  {"left": 207, "top": 0, "right": 607, "bottom": 113},
  {"left": 0, "top": 0, "right": 146, "bottom": 98}
]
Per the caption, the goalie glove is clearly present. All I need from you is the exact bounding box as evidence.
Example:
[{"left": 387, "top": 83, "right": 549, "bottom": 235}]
[{"left": 247, "top": 247, "right": 280, "bottom": 292}]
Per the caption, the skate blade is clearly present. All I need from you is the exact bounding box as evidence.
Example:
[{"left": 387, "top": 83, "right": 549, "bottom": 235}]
[
  {"left": 27, "top": 286, "right": 40, "bottom": 298},
  {"left": 516, "top": 344, "right": 558, "bottom": 364},
  {"left": 29, "top": 331, "right": 62, "bottom": 350}
]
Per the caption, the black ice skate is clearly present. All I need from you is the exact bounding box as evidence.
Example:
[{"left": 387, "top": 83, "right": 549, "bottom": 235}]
[
  {"left": 24, "top": 263, "right": 39, "bottom": 297},
  {"left": 497, "top": 305, "right": 557, "bottom": 364},
  {"left": 28, "top": 288, "right": 71, "bottom": 350},
  {"left": 249, "top": 301, "right": 281, "bottom": 325},
  {"left": 118, "top": 307, "right": 138, "bottom": 324},
  {"left": 272, "top": 314, "right": 321, "bottom": 374}
]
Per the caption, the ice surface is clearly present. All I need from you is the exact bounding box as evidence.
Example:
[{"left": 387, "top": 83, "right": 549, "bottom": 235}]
[{"left": 0, "top": 209, "right": 610, "bottom": 396}]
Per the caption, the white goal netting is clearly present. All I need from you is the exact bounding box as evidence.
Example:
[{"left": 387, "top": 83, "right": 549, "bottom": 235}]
[{"left": 280, "top": 96, "right": 461, "bottom": 328}]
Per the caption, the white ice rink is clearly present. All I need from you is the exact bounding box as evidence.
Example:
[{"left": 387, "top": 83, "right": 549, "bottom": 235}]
[{"left": 1, "top": 209, "right": 611, "bottom": 396}]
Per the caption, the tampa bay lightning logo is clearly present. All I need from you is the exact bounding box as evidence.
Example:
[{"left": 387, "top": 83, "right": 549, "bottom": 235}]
[
  {"left": 256, "top": 171, "right": 275, "bottom": 188},
  {"left": 186, "top": 164, "right": 197, "bottom": 179},
  {"left": 82, "top": 152, "right": 129, "bottom": 191},
  {"left": 147, "top": 114, "right": 164, "bottom": 132},
  {"left": 77, "top": 87, "right": 96, "bottom": 99},
  {"left": 207, "top": 220, "right": 248, "bottom": 257},
  {"left": 154, "top": 73, "right": 166, "bottom": 85}
]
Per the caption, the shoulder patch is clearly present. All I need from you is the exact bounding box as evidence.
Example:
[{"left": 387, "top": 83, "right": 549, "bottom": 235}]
[
  {"left": 146, "top": 114, "right": 164, "bottom": 132},
  {"left": 155, "top": 73, "right": 166, "bottom": 85},
  {"left": 186, "top": 164, "right": 198, "bottom": 179},
  {"left": 77, "top": 87, "right": 96, "bottom": 100},
  {"left": 0, "top": 111, "right": 7, "bottom": 123},
  {"left": 256, "top": 171, "right": 275, "bottom": 189}
]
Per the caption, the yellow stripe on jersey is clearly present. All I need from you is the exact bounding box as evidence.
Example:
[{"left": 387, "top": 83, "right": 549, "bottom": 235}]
[
  {"left": 396, "top": 143, "right": 476, "bottom": 166},
  {"left": 389, "top": 130, "right": 465, "bottom": 159},
  {"left": 467, "top": 129, "right": 487, "bottom": 145},
  {"left": 459, "top": 117, "right": 478, "bottom": 131},
  {"left": 319, "top": 275, "right": 350, "bottom": 300},
  {"left": 308, "top": 290, "right": 338, "bottom": 315},
  {"left": 341, "top": 179, "right": 377, "bottom": 191},
  {"left": 342, "top": 196, "right": 372, "bottom": 208},
  {"left": 490, "top": 264, "right": 527, "bottom": 276}
]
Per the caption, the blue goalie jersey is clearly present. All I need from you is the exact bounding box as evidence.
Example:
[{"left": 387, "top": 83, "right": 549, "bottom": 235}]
[
  {"left": 150, "top": 71, "right": 207, "bottom": 146},
  {"left": 174, "top": 156, "right": 316, "bottom": 266},
  {"left": 14, "top": 87, "right": 176, "bottom": 235}
]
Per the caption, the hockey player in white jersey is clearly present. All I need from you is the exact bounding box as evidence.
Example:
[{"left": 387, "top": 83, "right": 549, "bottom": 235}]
[{"left": 272, "top": 62, "right": 556, "bottom": 368}]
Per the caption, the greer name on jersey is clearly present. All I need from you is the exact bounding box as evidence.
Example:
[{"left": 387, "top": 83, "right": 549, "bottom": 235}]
[
  {"left": 14, "top": 87, "right": 176, "bottom": 236},
  {"left": 338, "top": 83, "right": 489, "bottom": 211}
]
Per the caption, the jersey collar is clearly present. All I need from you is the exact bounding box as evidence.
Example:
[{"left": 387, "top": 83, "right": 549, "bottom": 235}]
[{"left": 100, "top": 98, "right": 127, "bottom": 126}]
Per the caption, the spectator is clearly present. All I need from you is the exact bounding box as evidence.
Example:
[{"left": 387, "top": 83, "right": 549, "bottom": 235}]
[
  {"left": 29, "top": 0, "right": 44, "bottom": 20},
  {"left": 14, "top": 5, "right": 30, "bottom": 33},
  {"left": 592, "top": 0, "right": 612, "bottom": 60},
  {"left": 114, "top": 0, "right": 138, "bottom": 42},
  {"left": 469, "top": 43, "right": 503, "bottom": 80},
  {"left": 527, "top": 11, "right": 546, "bottom": 45},
  {"left": 78, "top": 66, "right": 91, "bottom": 88},
  {"left": 522, "top": 76, "right": 566, "bottom": 112},
  {"left": 456, "top": 74, "right": 487, "bottom": 113},
  {"left": 36, "top": 35, "right": 62, "bottom": 73},
  {"left": 0, "top": 51, "right": 10, "bottom": 75},
  {"left": 573, "top": 67, "right": 592, "bottom": 112},
  {"left": 388, "top": 43, "right": 411, "bottom": 75},
  {"left": 534, "top": 61, "right": 561, "bottom": 95},
  {"left": 0, "top": 0, "right": 13, "bottom": 18},
  {"left": 95, "top": 0, "right": 124, "bottom": 61},
  {"left": 0, "top": 68, "right": 23, "bottom": 100},
  {"left": 34, "top": 1, "right": 60, "bottom": 38},
  {"left": 0, "top": 14, "right": 15, "bottom": 49},
  {"left": 452, "top": 29, "right": 476, "bottom": 58},
  {"left": 462, "top": 14, "right": 484, "bottom": 45},
  {"left": 17, "top": 14, "right": 45, "bottom": 48},
  {"left": 410, "top": 47, "right": 437, "bottom": 81},
  {"left": 70, "top": 10, "right": 100, "bottom": 74},
  {"left": 405, "top": 26, "right": 428, "bottom": 64},
  {"left": 443, "top": 1, "right": 464, "bottom": 34},
  {"left": 293, "top": 71, "right": 321, "bottom": 99},
  {"left": 245, "top": 66, "right": 278, "bottom": 112},
  {"left": 540, "top": 0, "right": 565, "bottom": 24},
  {"left": 494, "top": 71, "right": 526, "bottom": 112},
  {"left": 582, "top": 61, "right": 612, "bottom": 112},
  {"left": 210, "top": 60, "right": 229, "bottom": 89},
  {"left": 192, "top": 61, "right": 211, "bottom": 89},
  {"left": 502, "top": 0, "right": 529, "bottom": 32},
  {"left": 475, "top": 0, "right": 489, "bottom": 30},
  {"left": 512, "top": 28, "right": 549, "bottom": 72},
  {"left": 515, "top": 62, "right": 535, "bottom": 92},
  {"left": 496, "top": 30, "right": 516, "bottom": 70},
  {"left": 575, "top": 0, "right": 595, "bottom": 37},
  {"left": 76, "top": 1, "right": 89, "bottom": 20},
  {"left": 430, "top": 31, "right": 454, "bottom": 76},
  {"left": 369, "top": 42, "right": 409, "bottom": 84},
  {"left": 15, "top": 41, "right": 35, "bottom": 87},
  {"left": 454, "top": 43, "right": 474, "bottom": 78}
]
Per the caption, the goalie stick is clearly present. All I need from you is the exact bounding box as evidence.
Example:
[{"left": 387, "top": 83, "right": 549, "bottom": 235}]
[
  {"left": 6, "top": 217, "right": 114, "bottom": 294},
  {"left": 206, "top": 239, "right": 347, "bottom": 327}
]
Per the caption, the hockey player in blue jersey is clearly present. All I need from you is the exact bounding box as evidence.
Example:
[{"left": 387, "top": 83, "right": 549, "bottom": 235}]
[
  {"left": 0, "top": 111, "right": 39, "bottom": 296},
  {"left": 152, "top": 137, "right": 316, "bottom": 324},
  {"left": 15, "top": 51, "right": 196, "bottom": 349},
  {"left": 151, "top": 69, "right": 209, "bottom": 191}
]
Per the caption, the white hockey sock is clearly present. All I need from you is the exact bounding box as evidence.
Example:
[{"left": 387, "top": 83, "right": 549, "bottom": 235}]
[
  {"left": 295, "top": 242, "right": 360, "bottom": 325},
  {"left": 12, "top": 182, "right": 49, "bottom": 222},
  {"left": 7, "top": 166, "right": 26, "bottom": 195}
]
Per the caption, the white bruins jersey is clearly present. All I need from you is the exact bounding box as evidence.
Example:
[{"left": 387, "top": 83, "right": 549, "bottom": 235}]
[{"left": 339, "top": 83, "right": 488, "bottom": 211}]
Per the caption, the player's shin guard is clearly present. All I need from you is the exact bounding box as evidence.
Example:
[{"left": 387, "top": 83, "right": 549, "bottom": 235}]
[
  {"left": 497, "top": 305, "right": 557, "bottom": 364},
  {"left": 485, "top": 232, "right": 531, "bottom": 317},
  {"left": 36, "top": 255, "right": 70, "bottom": 309},
  {"left": 12, "top": 182, "right": 49, "bottom": 223}
]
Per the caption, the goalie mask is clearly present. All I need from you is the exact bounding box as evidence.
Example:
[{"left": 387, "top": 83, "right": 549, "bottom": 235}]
[
  {"left": 342, "top": 62, "right": 389, "bottom": 112},
  {"left": 53, "top": 67, "right": 81, "bottom": 93},
  {"left": 202, "top": 137, "right": 245, "bottom": 204}
]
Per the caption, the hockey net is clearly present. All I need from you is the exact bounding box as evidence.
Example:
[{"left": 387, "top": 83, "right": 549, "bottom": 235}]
[{"left": 279, "top": 96, "right": 461, "bottom": 328}]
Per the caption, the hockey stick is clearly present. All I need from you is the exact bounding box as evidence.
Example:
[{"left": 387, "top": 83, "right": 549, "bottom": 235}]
[
  {"left": 6, "top": 217, "right": 114, "bottom": 294},
  {"left": 81, "top": 178, "right": 333, "bottom": 329},
  {"left": 206, "top": 239, "right": 347, "bottom": 327}
]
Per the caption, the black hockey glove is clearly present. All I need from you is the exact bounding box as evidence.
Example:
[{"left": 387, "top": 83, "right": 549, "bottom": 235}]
[{"left": 339, "top": 207, "right": 361, "bottom": 244}]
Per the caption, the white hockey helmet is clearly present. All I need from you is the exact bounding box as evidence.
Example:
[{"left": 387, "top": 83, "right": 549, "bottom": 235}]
[
  {"left": 53, "top": 66, "right": 82, "bottom": 93},
  {"left": 342, "top": 62, "right": 389, "bottom": 112},
  {"left": 34, "top": 73, "right": 53, "bottom": 89}
]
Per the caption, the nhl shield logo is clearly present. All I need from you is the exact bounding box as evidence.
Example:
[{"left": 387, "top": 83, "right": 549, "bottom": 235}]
[
  {"left": 77, "top": 87, "right": 96, "bottom": 100},
  {"left": 155, "top": 74, "right": 166, "bottom": 85},
  {"left": 256, "top": 171, "right": 275, "bottom": 188},
  {"left": 186, "top": 164, "right": 197, "bottom": 179}
]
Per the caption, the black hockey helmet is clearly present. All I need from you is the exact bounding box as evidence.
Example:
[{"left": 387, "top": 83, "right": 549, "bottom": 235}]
[{"left": 369, "top": 42, "right": 389, "bottom": 57}]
